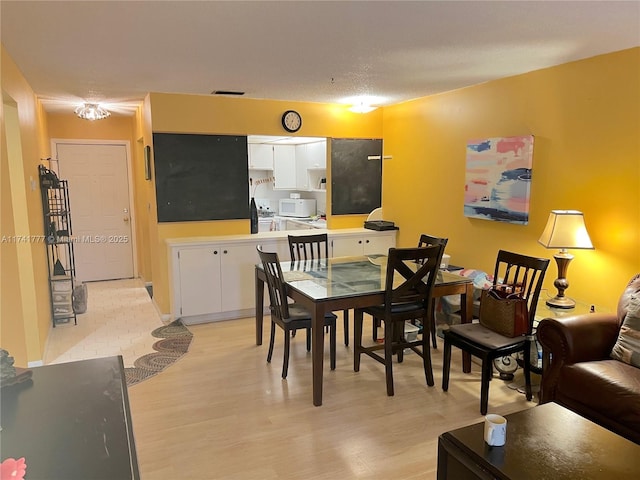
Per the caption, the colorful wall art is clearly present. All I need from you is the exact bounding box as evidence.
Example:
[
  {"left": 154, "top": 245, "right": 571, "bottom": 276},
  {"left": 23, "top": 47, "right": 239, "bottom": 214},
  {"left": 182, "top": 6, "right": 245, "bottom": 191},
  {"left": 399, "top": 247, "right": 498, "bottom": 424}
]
[{"left": 464, "top": 135, "right": 534, "bottom": 224}]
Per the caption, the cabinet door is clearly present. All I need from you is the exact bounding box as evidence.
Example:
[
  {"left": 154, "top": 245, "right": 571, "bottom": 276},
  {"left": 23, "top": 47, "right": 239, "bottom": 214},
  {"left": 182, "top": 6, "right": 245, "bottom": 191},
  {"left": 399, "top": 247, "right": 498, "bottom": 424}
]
[
  {"left": 178, "top": 247, "right": 221, "bottom": 317},
  {"left": 220, "top": 241, "right": 283, "bottom": 311},
  {"left": 306, "top": 141, "right": 327, "bottom": 168},
  {"left": 295, "top": 150, "right": 310, "bottom": 190},
  {"left": 331, "top": 236, "right": 364, "bottom": 257},
  {"left": 248, "top": 144, "right": 273, "bottom": 170},
  {"left": 363, "top": 233, "right": 395, "bottom": 255},
  {"left": 273, "top": 145, "right": 296, "bottom": 189}
]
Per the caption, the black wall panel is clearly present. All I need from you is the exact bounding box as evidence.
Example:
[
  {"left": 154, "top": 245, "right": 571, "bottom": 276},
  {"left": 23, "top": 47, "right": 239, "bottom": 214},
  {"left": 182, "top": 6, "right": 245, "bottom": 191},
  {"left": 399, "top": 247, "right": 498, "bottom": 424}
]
[
  {"left": 153, "top": 133, "right": 249, "bottom": 222},
  {"left": 331, "top": 138, "right": 382, "bottom": 215}
]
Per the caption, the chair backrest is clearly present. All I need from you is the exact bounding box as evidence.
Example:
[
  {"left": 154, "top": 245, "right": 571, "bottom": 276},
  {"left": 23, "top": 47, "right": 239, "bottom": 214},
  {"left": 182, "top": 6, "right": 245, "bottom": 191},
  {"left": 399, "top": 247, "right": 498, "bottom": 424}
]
[
  {"left": 383, "top": 245, "right": 445, "bottom": 315},
  {"left": 491, "top": 250, "right": 550, "bottom": 327},
  {"left": 417, "top": 234, "right": 448, "bottom": 265},
  {"left": 418, "top": 234, "right": 448, "bottom": 249},
  {"left": 288, "top": 233, "right": 329, "bottom": 261},
  {"left": 257, "top": 246, "right": 290, "bottom": 320}
]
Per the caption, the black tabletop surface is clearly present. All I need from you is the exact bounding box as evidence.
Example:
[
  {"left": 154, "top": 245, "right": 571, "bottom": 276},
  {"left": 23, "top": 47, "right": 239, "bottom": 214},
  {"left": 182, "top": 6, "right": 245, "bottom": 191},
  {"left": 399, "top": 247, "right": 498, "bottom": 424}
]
[
  {"left": 0, "top": 356, "right": 139, "bottom": 480},
  {"left": 442, "top": 403, "right": 640, "bottom": 479}
]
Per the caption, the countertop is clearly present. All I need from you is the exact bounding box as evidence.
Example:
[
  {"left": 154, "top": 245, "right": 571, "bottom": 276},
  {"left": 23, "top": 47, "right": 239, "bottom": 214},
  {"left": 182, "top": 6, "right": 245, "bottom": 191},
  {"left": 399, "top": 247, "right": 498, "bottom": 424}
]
[{"left": 166, "top": 227, "right": 395, "bottom": 246}]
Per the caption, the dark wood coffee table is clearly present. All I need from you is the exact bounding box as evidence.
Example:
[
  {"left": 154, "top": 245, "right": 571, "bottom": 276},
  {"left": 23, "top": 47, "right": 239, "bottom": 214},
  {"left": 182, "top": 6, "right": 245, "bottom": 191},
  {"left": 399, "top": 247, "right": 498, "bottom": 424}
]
[
  {"left": 437, "top": 402, "right": 640, "bottom": 479},
  {"left": 0, "top": 356, "right": 139, "bottom": 479}
]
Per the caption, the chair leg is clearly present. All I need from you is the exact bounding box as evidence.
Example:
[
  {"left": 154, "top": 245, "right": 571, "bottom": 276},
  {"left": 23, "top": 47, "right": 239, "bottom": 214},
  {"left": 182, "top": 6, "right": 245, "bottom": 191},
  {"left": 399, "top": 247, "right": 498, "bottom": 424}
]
[
  {"left": 282, "top": 328, "right": 291, "bottom": 379},
  {"left": 430, "top": 301, "right": 438, "bottom": 349},
  {"left": 396, "top": 322, "right": 404, "bottom": 363},
  {"left": 354, "top": 310, "right": 364, "bottom": 372},
  {"left": 330, "top": 322, "right": 336, "bottom": 370},
  {"left": 524, "top": 339, "right": 533, "bottom": 401},
  {"left": 442, "top": 337, "right": 452, "bottom": 391},
  {"left": 480, "top": 357, "right": 492, "bottom": 415},
  {"left": 384, "top": 320, "right": 395, "bottom": 396},
  {"left": 306, "top": 328, "right": 311, "bottom": 352},
  {"left": 421, "top": 317, "right": 435, "bottom": 387},
  {"left": 372, "top": 316, "right": 379, "bottom": 341},
  {"left": 267, "top": 321, "right": 276, "bottom": 363},
  {"left": 343, "top": 310, "right": 349, "bottom": 346}
]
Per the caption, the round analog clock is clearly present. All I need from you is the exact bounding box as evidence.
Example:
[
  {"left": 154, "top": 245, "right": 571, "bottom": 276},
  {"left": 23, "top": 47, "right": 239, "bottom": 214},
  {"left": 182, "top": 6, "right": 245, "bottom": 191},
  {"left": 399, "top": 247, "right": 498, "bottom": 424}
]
[{"left": 281, "top": 110, "right": 302, "bottom": 133}]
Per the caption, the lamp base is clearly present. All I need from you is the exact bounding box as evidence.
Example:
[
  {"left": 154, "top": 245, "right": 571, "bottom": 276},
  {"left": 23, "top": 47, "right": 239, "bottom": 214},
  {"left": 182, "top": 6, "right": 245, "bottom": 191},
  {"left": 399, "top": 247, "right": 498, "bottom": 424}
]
[{"left": 546, "top": 296, "right": 576, "bottom": 309}]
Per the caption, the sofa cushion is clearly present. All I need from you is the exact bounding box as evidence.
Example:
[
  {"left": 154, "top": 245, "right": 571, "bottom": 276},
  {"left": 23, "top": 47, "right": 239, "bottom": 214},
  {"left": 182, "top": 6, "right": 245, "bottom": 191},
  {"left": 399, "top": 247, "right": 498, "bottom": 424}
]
[
  {"left": 558, "top": 360, "right": 640, "bottom": 429},
  {"left": 611, "top": 294, "right": 640, "bottom": 368}
]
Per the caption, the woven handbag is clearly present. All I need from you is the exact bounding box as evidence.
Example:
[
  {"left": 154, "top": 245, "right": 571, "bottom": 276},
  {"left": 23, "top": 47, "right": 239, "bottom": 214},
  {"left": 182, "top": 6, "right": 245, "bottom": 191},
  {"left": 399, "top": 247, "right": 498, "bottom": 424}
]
[{"left": 479, "top": 287, "right": 529, "bottom": 338}]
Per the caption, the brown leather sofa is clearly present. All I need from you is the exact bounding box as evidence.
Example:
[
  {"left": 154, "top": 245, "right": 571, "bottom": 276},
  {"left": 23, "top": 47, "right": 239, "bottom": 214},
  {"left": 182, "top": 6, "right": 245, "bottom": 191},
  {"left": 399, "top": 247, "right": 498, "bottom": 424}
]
[{"left": 537, "top": 274, "right": 640, "bottom": 444}]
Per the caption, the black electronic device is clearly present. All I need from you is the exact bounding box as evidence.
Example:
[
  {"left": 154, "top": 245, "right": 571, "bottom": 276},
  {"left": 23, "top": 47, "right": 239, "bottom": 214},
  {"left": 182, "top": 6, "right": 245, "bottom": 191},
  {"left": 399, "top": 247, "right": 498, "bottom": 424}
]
[{"left": 364, "top": 220, "right": 398, "bottom": 231}]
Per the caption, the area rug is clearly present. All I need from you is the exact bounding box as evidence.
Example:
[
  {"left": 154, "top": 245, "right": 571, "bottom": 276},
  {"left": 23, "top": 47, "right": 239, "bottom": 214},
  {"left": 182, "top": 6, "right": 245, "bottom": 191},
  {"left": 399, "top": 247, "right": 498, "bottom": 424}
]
[{"left": 124, "top": 319, "right": 193, "bottom": 386}]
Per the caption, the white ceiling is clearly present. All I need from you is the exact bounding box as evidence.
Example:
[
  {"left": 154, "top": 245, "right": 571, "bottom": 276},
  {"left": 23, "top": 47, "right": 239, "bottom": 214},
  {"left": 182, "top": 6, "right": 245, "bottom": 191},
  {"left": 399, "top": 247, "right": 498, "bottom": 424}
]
[{"left": 2, "top": 1, "right": 639, "bottom": 116}]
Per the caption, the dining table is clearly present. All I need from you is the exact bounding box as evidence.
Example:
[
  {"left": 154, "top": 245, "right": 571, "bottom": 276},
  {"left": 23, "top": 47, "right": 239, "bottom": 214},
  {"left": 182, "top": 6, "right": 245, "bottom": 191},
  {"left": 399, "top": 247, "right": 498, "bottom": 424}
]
[{"left": 254, "top": 254, "right": 474, "bottom": 406}]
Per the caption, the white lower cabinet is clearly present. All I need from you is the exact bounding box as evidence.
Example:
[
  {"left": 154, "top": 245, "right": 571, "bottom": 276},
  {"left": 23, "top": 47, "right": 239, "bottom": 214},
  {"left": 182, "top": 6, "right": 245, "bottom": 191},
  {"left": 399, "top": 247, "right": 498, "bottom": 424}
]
[
  {"left": 175, "top": 240, "right": 285, "bottom": 322},
  {"left": 177, "top": 247, "right": 221, "bottom": 317},
  {"left": 330, "top": 231, "right": 396, "bottom": 257},
  {"left": 170, "top": 229, "right": 396, "bottom": 323}
]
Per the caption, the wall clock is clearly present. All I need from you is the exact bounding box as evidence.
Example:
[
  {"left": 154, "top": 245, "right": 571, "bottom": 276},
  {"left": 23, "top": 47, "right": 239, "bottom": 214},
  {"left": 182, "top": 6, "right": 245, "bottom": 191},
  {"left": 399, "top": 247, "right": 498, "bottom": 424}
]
[{"left": 281, "top": 110, "right": 302, "bottom": 133}]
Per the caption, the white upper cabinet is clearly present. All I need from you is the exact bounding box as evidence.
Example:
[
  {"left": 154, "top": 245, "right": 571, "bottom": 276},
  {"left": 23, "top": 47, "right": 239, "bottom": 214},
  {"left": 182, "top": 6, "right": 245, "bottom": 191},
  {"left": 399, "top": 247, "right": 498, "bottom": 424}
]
[
  {"left": 248, "top": 144, "right": 273, "bottom": 170},
  {"left": 305, "top": 141, "right": 327, "bottom": 169},
  {"left": 248, "top": 136, "right": 327, "bottom": 191},
  {"left": 273, "top": 145, "right": 297, "bottom": 189}
]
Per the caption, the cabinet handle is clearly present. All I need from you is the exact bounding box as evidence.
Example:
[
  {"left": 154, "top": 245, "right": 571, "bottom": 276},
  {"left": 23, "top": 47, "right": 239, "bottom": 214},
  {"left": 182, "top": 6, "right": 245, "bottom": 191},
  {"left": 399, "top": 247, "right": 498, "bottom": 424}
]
[
  {"left": 213, "top": 250, "right": 218, "bottom": 255},
  {"left": 365, "top": 240, "right": 370, "bottom": 244},
  {"left": 223, "top": 250, "right": 228, "bottom": 254},
  {"left": 358, "top": 240, "right": 362, "bottom": 244}
]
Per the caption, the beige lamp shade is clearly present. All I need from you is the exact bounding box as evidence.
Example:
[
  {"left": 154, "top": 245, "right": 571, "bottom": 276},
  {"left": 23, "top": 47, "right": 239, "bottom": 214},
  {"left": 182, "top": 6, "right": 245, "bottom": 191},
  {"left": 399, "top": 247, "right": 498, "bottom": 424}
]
[{"left": 538, "top": 210, "right": 594, "bottom": 250}]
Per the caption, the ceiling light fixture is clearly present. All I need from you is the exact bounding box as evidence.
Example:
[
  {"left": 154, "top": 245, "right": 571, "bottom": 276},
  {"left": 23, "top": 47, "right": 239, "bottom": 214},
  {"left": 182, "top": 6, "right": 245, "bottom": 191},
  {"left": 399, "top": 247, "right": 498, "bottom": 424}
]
[
  {"left": 348, "top": 103, "right": 377, "bottom": 114},
  {"left": 75, "top": 103, "right": 111, "bottom": 121}
]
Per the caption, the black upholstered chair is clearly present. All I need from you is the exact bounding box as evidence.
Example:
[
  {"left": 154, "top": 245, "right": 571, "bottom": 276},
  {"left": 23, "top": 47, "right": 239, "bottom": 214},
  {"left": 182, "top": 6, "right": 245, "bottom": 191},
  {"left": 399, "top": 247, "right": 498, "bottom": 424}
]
[
  {"left": 442, "top": 250, "right": 549, "bottom": 414},
  {"left": 354, "top": 245, "right": 444, "bottom": 396},
  {"left": 288, "top": 234, "right": 350, "bottom": 346},
  {"left": 257, "top": 246, "right": 337, "bottom": 379}
]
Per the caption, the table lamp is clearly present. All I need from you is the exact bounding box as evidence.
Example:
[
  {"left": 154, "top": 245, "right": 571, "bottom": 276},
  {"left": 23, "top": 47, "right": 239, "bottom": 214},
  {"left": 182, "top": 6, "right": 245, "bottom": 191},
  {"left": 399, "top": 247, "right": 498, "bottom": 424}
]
[{"left": 538, "top": 210, "right": 594, "bottom": 308}]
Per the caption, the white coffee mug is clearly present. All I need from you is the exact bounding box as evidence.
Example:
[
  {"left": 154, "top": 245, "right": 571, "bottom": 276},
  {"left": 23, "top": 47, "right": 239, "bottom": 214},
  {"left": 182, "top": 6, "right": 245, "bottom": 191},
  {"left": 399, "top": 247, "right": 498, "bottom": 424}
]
[{"left": 484, "top": 414, "right": 507, "bottom": 446}]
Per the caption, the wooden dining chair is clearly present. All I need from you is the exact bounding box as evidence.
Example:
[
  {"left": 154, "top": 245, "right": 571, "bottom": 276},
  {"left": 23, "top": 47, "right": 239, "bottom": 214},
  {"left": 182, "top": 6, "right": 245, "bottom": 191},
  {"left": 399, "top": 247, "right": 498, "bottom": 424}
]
[
  {"left": 354, "top": 245, "right": 445, "bottom": 396},
  {"left": 372, "top": 233, "right": 448, "bottom": 349},
  {"left": 257, "top": 246, "right": 337, "bottom": 379},
  {"left": 418, "top": 234, "right": 449, "bottom": 348},
  {"left": 442, "top": 250, "right": 549, "bottom": 414},
  {"left": 288, "top": 233, "right": 350, "bottom": 346}
]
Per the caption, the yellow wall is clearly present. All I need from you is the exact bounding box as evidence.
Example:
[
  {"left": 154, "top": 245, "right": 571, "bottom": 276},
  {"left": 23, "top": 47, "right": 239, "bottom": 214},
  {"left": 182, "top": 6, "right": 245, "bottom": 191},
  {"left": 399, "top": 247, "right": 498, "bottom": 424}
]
[
  {"left": 1, "top": 45, "right": 52, "bottom": 366},
  {"left": 383, "top": 48, "right": 640, "bottom": 310},
  {"left": 47, "top": 112, "right": 136, "bottom": 141},
  {"left": 147, "top": 93, "right": 384, "bottom": 314}
]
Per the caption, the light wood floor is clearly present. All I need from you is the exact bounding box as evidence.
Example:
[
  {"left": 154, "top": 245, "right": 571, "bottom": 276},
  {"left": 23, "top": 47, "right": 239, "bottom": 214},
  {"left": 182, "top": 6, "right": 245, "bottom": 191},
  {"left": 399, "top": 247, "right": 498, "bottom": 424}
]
[{"left": 128, "top": 316, "right": 538, "bottom": 479}]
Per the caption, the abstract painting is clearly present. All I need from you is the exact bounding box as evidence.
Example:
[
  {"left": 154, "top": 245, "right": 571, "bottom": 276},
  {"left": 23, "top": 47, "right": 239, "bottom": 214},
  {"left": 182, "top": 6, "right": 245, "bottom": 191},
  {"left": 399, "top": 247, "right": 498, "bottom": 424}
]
[{"left": 464, "top": 135, "right": 534, "bottom": 224}]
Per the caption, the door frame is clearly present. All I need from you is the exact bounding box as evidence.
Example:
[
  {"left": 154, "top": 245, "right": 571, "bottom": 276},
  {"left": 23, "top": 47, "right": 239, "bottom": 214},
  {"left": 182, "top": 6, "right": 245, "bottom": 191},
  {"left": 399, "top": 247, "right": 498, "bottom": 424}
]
[{"left": 50, "top": 138, "right": 138, "bottom": 280}]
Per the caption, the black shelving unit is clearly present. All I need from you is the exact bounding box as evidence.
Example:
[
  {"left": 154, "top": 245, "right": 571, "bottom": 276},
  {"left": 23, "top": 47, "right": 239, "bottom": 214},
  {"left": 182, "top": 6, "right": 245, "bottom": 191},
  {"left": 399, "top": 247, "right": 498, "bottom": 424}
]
[{"left": 39, "top": 164, "right": 77, "bottom": 326}]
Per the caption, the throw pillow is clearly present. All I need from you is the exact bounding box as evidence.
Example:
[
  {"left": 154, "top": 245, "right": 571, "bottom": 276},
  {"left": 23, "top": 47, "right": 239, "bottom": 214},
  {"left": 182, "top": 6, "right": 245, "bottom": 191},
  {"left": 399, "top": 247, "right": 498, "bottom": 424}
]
[{"left": 611, "top": 294, "right": 640, "bottom": 368}]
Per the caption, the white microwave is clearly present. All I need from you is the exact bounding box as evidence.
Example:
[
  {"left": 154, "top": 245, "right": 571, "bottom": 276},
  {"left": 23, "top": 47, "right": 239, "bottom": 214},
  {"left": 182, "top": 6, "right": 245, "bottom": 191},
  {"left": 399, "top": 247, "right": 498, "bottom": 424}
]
[{"left": 278, "top": 198, "right": 316, "bottom": 217}]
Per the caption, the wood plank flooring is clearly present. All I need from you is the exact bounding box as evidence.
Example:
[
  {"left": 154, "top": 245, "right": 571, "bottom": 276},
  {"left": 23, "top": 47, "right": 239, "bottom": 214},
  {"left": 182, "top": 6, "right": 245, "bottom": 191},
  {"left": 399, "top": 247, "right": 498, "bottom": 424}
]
[{"left": 128, "top": 316, "right": 537, "bottom": 479}]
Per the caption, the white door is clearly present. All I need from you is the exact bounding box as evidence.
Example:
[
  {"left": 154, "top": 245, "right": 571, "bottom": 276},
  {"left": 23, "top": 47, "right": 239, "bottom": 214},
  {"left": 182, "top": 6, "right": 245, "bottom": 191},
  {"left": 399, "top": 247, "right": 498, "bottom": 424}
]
[{"left": 55, "top": 143, "right": 134, "bottom": 281}]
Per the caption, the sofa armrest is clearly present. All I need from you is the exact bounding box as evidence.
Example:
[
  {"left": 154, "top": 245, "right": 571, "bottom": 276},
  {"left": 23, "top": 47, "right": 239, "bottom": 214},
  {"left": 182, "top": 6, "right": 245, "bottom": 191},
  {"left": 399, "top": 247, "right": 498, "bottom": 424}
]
[{"left": 537, "top": 313, "right": 619, "bottom": 403}]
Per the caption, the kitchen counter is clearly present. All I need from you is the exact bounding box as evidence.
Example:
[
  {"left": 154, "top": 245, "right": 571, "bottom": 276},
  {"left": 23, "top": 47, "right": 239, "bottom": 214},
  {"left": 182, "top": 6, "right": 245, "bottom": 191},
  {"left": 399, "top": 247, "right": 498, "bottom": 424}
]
[
  {"left": 166, "top": 226, "right": 372, "bottom": 246},
  {"left": 166, "top": 227, "right": 398, "bottom": 324}
]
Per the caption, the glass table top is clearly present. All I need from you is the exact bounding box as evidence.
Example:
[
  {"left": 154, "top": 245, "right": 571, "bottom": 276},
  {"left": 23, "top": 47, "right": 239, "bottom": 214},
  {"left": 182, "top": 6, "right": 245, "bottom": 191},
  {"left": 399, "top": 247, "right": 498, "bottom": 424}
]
[{"left": 267, "top": 255, "right": 471, "bottom": 302}]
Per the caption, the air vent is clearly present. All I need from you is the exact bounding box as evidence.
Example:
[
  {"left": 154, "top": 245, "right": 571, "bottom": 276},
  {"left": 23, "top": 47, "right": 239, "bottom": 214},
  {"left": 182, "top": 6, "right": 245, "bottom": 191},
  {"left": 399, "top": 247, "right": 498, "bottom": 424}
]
[{"left": 212, "top": 90, "right": 245, "bottom": 96}]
